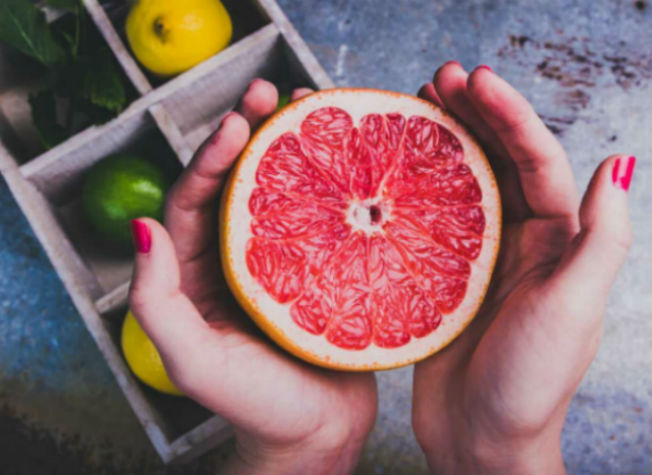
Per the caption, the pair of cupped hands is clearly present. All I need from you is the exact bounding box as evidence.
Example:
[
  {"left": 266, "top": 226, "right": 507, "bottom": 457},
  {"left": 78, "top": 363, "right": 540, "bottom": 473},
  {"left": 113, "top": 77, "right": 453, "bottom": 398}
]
[{"left": 128, "top": 62, "right": 634, "bottom": 475}]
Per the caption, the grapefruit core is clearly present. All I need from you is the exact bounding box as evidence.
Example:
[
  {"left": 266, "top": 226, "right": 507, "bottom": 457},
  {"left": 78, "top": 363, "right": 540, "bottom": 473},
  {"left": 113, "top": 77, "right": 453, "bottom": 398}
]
[{"left": 220, "top": 88, "right": 501, "bottom": 371}]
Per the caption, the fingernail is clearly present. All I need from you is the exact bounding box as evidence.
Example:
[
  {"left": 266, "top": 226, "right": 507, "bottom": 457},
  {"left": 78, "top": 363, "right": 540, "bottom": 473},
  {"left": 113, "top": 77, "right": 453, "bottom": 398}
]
[
  {"left": 476, "top": 64, "right": 492, "bottom": 72},
  {"left": 612, "top": 155, "right": 636, "bottom": 191},
  {"left": 131, "top": 219, "right": 151, "bottom": 253},
  {"left": 223, "top": 111, "right": 238, "bottom": 122},
  {"left": 434, "top": 61, "right": 461, "bottom": 81}
]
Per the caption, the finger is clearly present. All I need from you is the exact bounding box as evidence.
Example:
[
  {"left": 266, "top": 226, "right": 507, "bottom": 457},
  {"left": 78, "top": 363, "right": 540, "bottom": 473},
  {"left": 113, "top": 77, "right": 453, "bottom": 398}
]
[
  {"left": 127, "top": 219, "right": 298, "bottom": 418},
  {"left": 467, "top": 67, "right": 580, "bottom": 219},
  {"left": 128, "top": 218, "right": 211, "bottom": 384},
  {"left": 549, "top": 155, "right": 635, "bottom": 299},
  {"left": 433, "top": 62, "right": 531, "bottom": 221},
  {"left": 433, "top": 62, "right": 509, "bottom": 159},
  {"left": 291, "top": 87, "right": 314, "bottom": 101},
  {"left": 417, "top": 82, "right": 445, "bottom": 109},
  {"left": 237, "top": 78, "right": 278, "bottom": 129},
  {"left": 165, "top": 112, "right": 250, "bottom": 263}
]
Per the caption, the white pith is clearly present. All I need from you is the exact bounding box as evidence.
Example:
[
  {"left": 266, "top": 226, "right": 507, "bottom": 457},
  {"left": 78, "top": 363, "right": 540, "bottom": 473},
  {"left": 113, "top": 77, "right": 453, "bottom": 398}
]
[
  {"left": 345, "top": 199, "right": 389, "bottom": 232},
  {"left": 223, "top": 89, "right": 501, "bottom": 370}
]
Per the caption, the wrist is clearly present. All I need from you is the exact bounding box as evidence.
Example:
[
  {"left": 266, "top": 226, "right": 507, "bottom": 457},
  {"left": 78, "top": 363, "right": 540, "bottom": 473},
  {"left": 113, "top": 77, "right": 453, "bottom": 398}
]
[
  {"left": 415, "top": 404, "right": 566, "bottom": 475},
  {"left": 466, "top": 432, "right": 566, "bottom": 475},
  {"left": 422, "top": 428, "right": 566, "bottom": 475},
  {"left": 220, "top": 425, "right": 368, "bottom": 475}
]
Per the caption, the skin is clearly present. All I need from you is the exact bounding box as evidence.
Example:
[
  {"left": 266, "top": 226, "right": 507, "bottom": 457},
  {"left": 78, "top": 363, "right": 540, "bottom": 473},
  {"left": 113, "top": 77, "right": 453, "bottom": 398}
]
[
  {"left": 129, "top": 65, "right": 633, "bottom": 474},
  {"left": 129, "top": 81, "right": 376, "bottom": 475},
  {"left": 413, "top": 63, "right": 633, "bottom": 474}
]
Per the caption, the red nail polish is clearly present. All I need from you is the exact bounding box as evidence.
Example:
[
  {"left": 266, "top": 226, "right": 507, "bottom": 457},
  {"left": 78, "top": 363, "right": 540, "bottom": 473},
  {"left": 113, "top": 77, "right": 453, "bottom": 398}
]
[
  {"left": 476, "top": 64, "right": 492, "bottom": 72},
  {"left": 612, "top": 155, "right": 636, "bottom": 191},
  {"left": 131, "top": 219, "right": 151, "bottom": 253}
]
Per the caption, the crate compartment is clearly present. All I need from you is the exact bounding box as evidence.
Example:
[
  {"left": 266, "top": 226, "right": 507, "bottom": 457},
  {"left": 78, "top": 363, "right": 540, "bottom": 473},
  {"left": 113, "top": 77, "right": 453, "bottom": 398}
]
[
  {"left": 97, "top": 0, "right": 270, "bottom": 87},
  {"left": 101, "top": 305, "right": 220, "bottom": 443},
  {"left": 161, "top": 29, "right": 319, "bottom": 150},
  {"left": 0, "top": 46, "right": 48, "bottom": 160},
  {"left": 0, "top": 7, "right": 139, "bottom": 164},
  {"left": 21, "top": 108, "right": 181, "bottom": 298}
]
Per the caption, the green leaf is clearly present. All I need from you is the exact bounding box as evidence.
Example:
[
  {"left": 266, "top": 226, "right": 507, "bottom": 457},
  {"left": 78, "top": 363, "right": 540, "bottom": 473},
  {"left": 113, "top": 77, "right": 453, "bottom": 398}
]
[
  {"left": 28, "top": 90, "right": 67, "bottom": 148},
  {"left": 80, "top": 50, "right": 126, "bottom": 113},
  {"left": 0, "top": 0, "right": 65, "bottom": 65},
  {"left": 47, "top": 0, "right": 81, "bottom": 12},
  {"left": 49, "top": 0, "right": 82, "bottom": 56}
]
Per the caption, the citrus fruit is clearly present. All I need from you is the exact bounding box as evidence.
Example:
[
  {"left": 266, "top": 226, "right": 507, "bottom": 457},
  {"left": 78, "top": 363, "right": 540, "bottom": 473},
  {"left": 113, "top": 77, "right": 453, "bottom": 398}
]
[
  {"left": 121, "top": 310, "right": 183, "bottom": 396},
  {"left": 82, "top": 154, "right": 167, "bottom": 243},
  {"left": 126, "top": 0, "right": 232, "bottom": 77},
  {"left": 276, "top": 91, "right": 291, "bottom": 112},
  {"left": 220, "top": 88, "right": 501, "bottom": 370}
]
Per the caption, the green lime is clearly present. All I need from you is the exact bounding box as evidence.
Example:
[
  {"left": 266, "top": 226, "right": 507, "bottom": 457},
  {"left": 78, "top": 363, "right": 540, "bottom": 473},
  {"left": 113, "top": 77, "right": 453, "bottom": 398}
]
[
  {"left": 276, "top": 91, "right": 291, "bottom": 112},
  {"left": 82, "top": 154, "right": 167, "bottom": 243}
]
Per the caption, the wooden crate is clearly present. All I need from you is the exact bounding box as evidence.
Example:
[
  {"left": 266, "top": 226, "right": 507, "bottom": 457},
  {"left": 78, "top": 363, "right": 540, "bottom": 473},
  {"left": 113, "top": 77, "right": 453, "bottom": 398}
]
[{"left": 0, "top": 0, "right": 333, "bottom": 464}]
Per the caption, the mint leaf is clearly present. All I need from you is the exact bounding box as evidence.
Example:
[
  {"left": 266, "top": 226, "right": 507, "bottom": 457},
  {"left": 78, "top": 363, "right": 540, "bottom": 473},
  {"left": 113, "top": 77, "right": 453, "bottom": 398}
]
[
  {"left": 0, "top": 0, "right": 65, "bottom": 64},
  {"left": 47, "top": 0, "right": 81, "bottom": 12},
  {"left": 48, "top": 0, "right": 82, "bottom": 57},
  {"left": 80, "top": 49, "right": 126, "bottom": 113},
  {"left": 29, "top": 90, "right": 67, "bottom": 148}
]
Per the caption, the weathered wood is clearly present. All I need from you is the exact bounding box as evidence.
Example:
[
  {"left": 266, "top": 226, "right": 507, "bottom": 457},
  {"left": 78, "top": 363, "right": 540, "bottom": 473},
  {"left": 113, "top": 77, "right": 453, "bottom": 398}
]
[
  {"left": 81, "top": 0, "right": 152, "bottom": 94},
  {"left": 168, "top": 416, "right": 234, "bottom": 465},
  {"left": 0, "top": 86, "right": 43, "bottom": 159},
  {"left": 57, "top": 199, "right": 134, "bottom": 293},
  {"left": 256, "top": 0, "right": 334, "bottom": 90},
  {"left": 21, "top": 108, "right": 153, "bottom": 204},
  {"left": 157, "top": 24, "right": 280, "bottom": 141},
  {"left": 0, "top": 147, "right": 104, "bottom": 299},
  {"left": 95, "top": 280, "right": 130, "bottom": 315},
  {"left": 149, "top": 104, "right": 193, "bottom": 165}
]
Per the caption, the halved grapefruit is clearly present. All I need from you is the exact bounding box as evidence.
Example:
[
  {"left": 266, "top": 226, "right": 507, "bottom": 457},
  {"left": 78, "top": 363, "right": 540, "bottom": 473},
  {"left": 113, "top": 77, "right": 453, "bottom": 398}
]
[{"left": 220, "top": 88, "right": 500, "bottom": 370}]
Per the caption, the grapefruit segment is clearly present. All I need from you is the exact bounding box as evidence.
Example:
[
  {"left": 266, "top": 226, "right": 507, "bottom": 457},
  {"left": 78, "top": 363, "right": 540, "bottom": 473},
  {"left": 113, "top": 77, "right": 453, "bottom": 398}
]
[
  {"left": 391, "top": 206, "right": 485, "bottom": 259},
  {"left": 323, "top": 232, "right": 372, "bottom": 350},
  {"left": 344, "top": 127, "right": 372, "bottom": 199},
  {"left": 292, "top": 232, "right": 372, "bottom": 348},
  {"left": 352, "top": 113, "right": 406, "bottom": 198},
  {"left": 250, "top": 190, "right": 345, "bottom": 240},
  {"left": 300, "top": 107, "right": 353, "bottom": 193},
  {"left": 388, "top": 163, "right": 483, "bottom": 207},
  {"left": 368, "top": 234, "right": 440, "bottom": 347},
  {"left": 384, "top": 220, "right": 470, "bottom": 313},
  {"left": 221, "top": 88, "right": 501, "bottom": 370},
  {"left": 256, "top": 132, "right": 346, "bottom": 208},
  {"left": 245, "top": 238, "right": 308, "bottom": 303}
]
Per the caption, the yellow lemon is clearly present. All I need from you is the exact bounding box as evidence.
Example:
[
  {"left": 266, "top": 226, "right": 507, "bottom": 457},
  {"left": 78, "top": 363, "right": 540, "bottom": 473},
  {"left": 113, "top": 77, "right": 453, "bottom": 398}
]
[
  {"left": 126, "top": 0, "right": 232, "bottom": 77},
  {"left": 121, "top": 310, "right": 183, "bottom": 396}
]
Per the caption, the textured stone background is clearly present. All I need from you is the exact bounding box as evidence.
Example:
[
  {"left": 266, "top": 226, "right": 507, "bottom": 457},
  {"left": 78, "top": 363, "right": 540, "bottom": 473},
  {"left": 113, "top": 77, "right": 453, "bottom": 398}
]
[{"left": 1, "top": 0, "right": 650, "bottom": 474}]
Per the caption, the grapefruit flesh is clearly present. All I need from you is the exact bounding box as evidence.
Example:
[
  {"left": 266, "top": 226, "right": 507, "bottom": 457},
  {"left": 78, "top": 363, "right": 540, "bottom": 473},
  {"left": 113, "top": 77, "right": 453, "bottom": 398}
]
[{"left": 221, "top": 89, "right": 500, "bottom": 370}]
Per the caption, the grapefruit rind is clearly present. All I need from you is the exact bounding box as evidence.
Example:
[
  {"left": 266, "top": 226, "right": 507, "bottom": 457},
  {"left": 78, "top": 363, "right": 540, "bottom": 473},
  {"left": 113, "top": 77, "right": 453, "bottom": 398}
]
[{"left": 220, "top": 88, "right": 501, "bottom": 371}]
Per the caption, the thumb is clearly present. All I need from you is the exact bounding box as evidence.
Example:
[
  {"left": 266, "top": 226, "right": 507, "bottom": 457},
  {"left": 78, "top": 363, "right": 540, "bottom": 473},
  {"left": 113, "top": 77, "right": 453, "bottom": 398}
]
[
  {"left": 128, "top": 218, "right": 210, "bottom": 387},
  {"left": 550, "top": 154, "right": 635, "bottom": 301}
]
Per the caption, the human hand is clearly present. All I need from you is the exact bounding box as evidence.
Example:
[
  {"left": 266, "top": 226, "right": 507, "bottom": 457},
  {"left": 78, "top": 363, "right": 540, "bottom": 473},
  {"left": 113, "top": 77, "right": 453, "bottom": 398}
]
[
  {"left": 412, "top": 62, "right": 635, "bottom": 474},
  {"left": 128, "top": 79, "right": 377, "bottom": 475}
]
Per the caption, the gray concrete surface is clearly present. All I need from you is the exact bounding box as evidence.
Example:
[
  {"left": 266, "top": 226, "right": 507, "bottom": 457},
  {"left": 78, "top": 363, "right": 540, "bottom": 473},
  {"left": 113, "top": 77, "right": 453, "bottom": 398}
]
[{"left": 1, "top": 0, "right": 650, "bottom": 473}]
